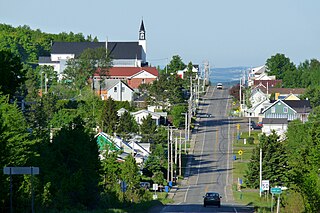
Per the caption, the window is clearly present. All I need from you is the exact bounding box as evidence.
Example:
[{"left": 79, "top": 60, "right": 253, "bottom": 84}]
[
  {"left": 142, "top": 79, "right": 145, "bottom": 84},
  {"left": 271, "top": 107, "right": 275, "bottom": 113},
  {"left": 283, "top": 107, "right": 288, "bottom": 113},
  {"left": 114, "top": 87, "right": 117, "bottom": 92}
]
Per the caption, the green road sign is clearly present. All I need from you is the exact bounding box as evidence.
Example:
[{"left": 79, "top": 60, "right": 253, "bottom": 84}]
[{"left": 271, "top": 187, "right": 282, "bottom": 194}]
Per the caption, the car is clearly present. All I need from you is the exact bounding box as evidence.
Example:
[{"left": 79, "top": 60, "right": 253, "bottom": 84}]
[
  {"left": 250, "top": 121, "right": 262, "bottom": 130},
  {"left": 203, "top": 192, "right": 221, "bottom": 208},
  {"left": 216, "top": 83, "right": 223, "bottom": 89}
]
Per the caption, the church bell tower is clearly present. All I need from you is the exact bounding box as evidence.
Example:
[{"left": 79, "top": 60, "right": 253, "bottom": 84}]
[{"left": 138, "top": 19, "right": 147, "bottom": 64}]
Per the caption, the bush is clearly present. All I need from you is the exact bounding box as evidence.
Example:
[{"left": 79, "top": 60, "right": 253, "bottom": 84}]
[{"left": 247, "top": 137, "right": 254, "bottom": 145}]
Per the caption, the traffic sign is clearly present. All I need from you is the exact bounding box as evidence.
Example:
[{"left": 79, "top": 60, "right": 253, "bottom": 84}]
[
  {"left": 238, "top": 150, "right": 243, "bottom": 156},
  {"left": 262, "top": 180, "right": 269, "bottom": 191},
  {"left": 271, "top": 187, "right": 282, "bottom": 194},
  {"left": 3, "top": 167, "right": 39, "bottom": 175},
  {"left": 153, "top": 183, "right": 158, "bottom": 191},
  {"left": 236, "top": 124, "right": 240, "bottom": 130}
]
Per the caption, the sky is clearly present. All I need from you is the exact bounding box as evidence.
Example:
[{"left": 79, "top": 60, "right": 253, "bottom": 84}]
[{"left": 1, "top": 0, "right": 319, "bottom": 68}]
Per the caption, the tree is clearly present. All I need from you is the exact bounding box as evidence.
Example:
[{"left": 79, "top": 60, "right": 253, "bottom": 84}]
[
  {"left": 120, "top": 155, "right": 140, "bottom": 200},
  {"left": 117, "top": 111, "right": 139, "bottom": 139},
  {"left": 0, "top": 50, "right": 24, "bottom": 97},
  {"left": 101, "top": 98, "right": 119, "bottom": 134},
  {"left": 0, "top": 93, "right": 39, "bottom": 212},
  {"left": 170, "top": 104, "right": 187, "bottom": 128},
  {"left": 43, "top": 117, "right": 101, "bottom": 210},
  {"left": 265, "top": 53, "right": 296, "bottom": 85},
  {"left": 245, "top": 133, "right": 290, "bottom": 188},
  {"left": 167, "top": 55, "right": 186, "bottom": 74},
  {"left": 63, "top": 47, "right": 112, "bottom": 95},
  {"left": 140, "top": 114, "right": 157, "bottom": 143}
]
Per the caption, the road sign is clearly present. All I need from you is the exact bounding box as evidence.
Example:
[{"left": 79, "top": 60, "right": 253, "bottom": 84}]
[
  {"left": 238, "top": 150, "right": 243, "bottom": 156},
  {"left": 153, "top": 183, "right": 158, "bottom": 191},
  {"left": 3, "top": 167, "right": 39, "bottom": 175},
  {"left": 262, "top": 180, "right": 270, "bottom": 191},
  {"left": 271, "top": 187, "right": 282, "bottom": 194},
  {"left": 236, "top": 124, "right": 240, "bottom": 130}
]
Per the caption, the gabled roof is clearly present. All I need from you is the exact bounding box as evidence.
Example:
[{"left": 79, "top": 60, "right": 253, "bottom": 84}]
[
  {"left": 51, "top": 42, "right": 105, "bottom": 57},
  {"left": 261, "top": 88, "right": 305, "bottom": 95},
  {"left": 250, "top": 65, "right": 266, "bottom": 75},
  {"left": 253, "top": 80, "right": 282, "bottom": 88},
  {"left": 262, "top": 118, "right": 288, "bottom": 125},
  {"left": 283, "top": 100, "right": 312, "bottom": 113},
  {"left": 96, "top": 67, "right": 158, "bottom": 78},
  {"left": 262, "top": 99, "right": 312, "bottom": 114},
  {"left": 107, "top": 42, "right": 142, "bottom": 60}
]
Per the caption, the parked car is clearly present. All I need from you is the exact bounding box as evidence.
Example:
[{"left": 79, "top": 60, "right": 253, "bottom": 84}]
[
  {"left": 250, "top": 121, "right": 262, "bottom": 130},
  {"left": 216, "top": 83, "right": 223, "bottom": 89},
  {"left": 203, "top": 192, "right": 221, "bottom": 207}
]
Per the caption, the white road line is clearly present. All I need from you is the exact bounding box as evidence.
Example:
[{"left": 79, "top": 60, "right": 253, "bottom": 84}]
[{"left": 234, "top": 207, "right": 238, "bottom": 213}]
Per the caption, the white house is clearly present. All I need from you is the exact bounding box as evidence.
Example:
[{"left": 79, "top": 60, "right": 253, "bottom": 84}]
[
  {"left": 130, "top": 110, "right": 167, "bottom": 125},
  {"left": 177, "top": 65, "right": 199, "bottom": 79},
  {"left": 94, "top": 79, "right": 134, "bottom": 101},
  {"left": 248, "top": 65, "right": 267, "bottom": 86},
  {"left": 250, "top": 88, "right": 268, "bottom": 107},
  {"left": 261, "top": 118, "right": 288, "bottom": 140},
  {"left": 245, "top": 99, "right": 271, "bottom": 118}
]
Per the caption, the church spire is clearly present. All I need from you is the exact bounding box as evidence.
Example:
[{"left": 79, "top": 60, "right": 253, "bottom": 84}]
[{"left": 139, "top": 19, "right": 145, "bottom": 40}]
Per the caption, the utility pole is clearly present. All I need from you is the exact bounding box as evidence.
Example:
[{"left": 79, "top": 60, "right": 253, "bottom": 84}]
[
  {"left": 174, "top": 137, "right": 177, "bottom": 183},
  {"left": 239, "top": 77, "right": 242, "bottom": 113},
  {"left": 167, "top": 126, "right": 170, "bottom": 182},
  {"left": 170, "top": 127, "right": 174, "bottom": 183},
  {"left": 259, "top": 148, "right": 262, "bottom": 197},
  {"left": 249, "top": 117, "right": 251, "bottom": 137},
  {"left": 179, "top": 130, "right": 182, "bottom": 176},
  {"left": 185, "top": 113, "right": 187, "bottom": 153}
]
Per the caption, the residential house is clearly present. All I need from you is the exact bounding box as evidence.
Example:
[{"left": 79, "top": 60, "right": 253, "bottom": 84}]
[
  {"left": 95, "top": 67, "right": 158, "bottom": 91},
  {"left": 262, "top": 99, "right": 312, "bottom": 123},
  {"left": 245, "top": 99, "right": 271, "bottom": 118},
  {"left": 253, "top": 80, "right": 282, "bottom": 88},
  {"left": 130, "top": 109, "right": 167, "bottom": 125},
  {"left": 248, "top": 65, "right": 267, "bottom": 86},
  {"left": 177, "top": 65, "right": 199, "bottom": 79},
  {"left": 261, "top": 118, "right": 288, "bottom": 140},
  {"left": 93, "top": 79, "right": 134, "bottom": 101}
]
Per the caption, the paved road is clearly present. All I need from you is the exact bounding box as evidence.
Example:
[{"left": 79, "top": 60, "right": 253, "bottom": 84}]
[{"left": 159, "top": 86, "right": 254, "bottom": 213}]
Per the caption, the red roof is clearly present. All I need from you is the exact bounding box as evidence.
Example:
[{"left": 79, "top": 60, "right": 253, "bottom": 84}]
[{"left": 95, "top": 67, "right": 158, "bottom": 78}]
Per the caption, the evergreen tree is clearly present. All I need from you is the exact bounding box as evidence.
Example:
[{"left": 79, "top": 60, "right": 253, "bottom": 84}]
[
  {"left": 140, "top": 114, "right": 157, "bottom": 143},
  {"left": 102, "top": 98, "right": 119, "bottom": 134},
  {"left": 117, "top": 110, "right": 138, "bottom": 139},
  {"left": 43, "top": 117, "right": 101, "bottom": 210}
]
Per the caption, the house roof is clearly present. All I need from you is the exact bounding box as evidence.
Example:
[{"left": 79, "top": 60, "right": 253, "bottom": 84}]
[
  {"left": 253, "top": 80, "right": 282, "bottom": 88},
  {"left": 262, "top": 118, "right": 288, "bottom": 124},
  {"left": 96, "top": 67, "right": 158, "bottom": 78},
  {"left": 50, "top": 41, "right": 143, "bottom": 60},
  {"left": 260, "top": 87, "right": 306, "bottom": 95},
  {"left": 107, "top": 42, "right": 142, "bottom": 60},
  {"left": 51, "top": 42, "right": 105, "bottom": 57},
  {"left": 38, "top": 56, "right": 58, "bottom": 63},
  {"left": 250, "top": 65, "right": 266, "bottom": 75},
  {"left": 283, "top": 100, "right": 312, "bottom": 113},
  {"left": 93, "top": 79, "right": 133, "bottom": 91},
  {"left": 140, "top": 20, "right": 145, "bottom": 32}
]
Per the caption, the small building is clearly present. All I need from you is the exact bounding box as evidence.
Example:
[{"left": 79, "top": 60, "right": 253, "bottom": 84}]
[
  {"left": 130, "top": 110, "right": 167, "bottom": 125},
  {"left": 261, "top": 118, "right": 288, "bottom": 140},
  {"left": 93, "top": 79, "right": 134, "bottom": 101}
]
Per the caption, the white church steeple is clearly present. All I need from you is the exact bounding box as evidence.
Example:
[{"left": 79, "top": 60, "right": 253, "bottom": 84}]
[{"left": 138, "top": 19, "right": 147, "bottom": 64}]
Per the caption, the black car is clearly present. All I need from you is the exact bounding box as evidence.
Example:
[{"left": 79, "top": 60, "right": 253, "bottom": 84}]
[{"left": 203, "top": 192, "right": 221, "bottom": 207}]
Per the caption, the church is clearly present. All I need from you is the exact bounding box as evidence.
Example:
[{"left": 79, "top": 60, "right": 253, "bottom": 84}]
[{"left": 38, "top": 20, "right": 149, "bottom": 79}]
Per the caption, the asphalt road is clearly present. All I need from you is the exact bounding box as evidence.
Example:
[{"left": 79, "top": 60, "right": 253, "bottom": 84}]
[{"left": 159, "top": 86, "right": 254, "bottom": 213}]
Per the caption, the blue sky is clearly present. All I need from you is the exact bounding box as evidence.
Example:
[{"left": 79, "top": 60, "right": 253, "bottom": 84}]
[{"left": 1, "top": 0, "right": 319, "bottom": 68}]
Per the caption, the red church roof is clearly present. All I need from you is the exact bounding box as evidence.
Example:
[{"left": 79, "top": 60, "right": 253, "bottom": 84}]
[{"left": 95, "top": 67, "right": 158, "bottom": 78}]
